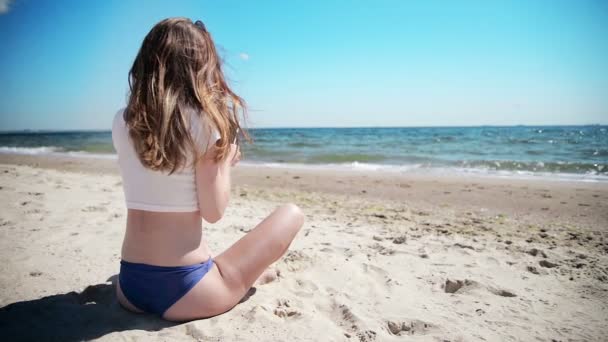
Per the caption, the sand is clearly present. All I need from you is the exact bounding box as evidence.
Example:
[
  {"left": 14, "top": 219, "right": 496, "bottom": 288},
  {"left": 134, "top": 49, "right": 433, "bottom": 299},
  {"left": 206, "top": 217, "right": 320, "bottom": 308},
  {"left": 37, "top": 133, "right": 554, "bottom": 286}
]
[{"left": 0, "top": 154, "right": 607, "bottom": 341}]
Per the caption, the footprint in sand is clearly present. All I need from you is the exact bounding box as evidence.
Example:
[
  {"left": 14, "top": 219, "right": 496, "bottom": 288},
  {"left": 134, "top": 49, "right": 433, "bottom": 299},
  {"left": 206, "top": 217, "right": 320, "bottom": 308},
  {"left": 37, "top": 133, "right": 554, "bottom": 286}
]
[
  {"left": 368, "top": 243, "right": 396, "bottom": 256},
  {"left": 292, "top": 278, "right": 319, "bottom": 298},
  {"left": 185, "top": 323, "right": 209, "bottom": 341},
  {"left": 272, "top": 299, "right": 301, "bottom": 319},
  {"left": 361, "top": 263, "right": 397, "bottom": 286},
  {"left": 281, "top": 250, "right": 313, "bottom": 272},
  {"left": 443, "top": 279, "right": 517, "bottom": 298},
  {"left": 329, "top": 301, "right": 379, "bottom": 341}
]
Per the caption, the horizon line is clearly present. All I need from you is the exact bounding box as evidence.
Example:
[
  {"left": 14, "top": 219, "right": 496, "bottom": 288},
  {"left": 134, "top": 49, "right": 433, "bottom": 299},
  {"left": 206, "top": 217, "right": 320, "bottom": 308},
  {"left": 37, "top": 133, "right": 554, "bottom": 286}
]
[{"left": 1, "top": 123, "right": 607, "bottom": 134}]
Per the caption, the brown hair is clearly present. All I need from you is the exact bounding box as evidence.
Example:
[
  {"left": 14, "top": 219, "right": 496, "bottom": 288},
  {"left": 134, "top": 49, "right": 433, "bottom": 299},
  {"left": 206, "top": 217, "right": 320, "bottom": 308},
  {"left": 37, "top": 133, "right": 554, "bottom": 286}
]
[{"left": 124, "top": 17, "right": 248, "bottom": 174}]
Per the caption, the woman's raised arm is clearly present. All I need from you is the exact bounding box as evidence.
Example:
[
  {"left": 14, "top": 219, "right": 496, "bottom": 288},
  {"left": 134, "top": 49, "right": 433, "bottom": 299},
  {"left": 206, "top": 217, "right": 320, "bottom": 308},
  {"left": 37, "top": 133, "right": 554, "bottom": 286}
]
[{"left": 195, "top": 143, "right": 239, "bottom": 223}]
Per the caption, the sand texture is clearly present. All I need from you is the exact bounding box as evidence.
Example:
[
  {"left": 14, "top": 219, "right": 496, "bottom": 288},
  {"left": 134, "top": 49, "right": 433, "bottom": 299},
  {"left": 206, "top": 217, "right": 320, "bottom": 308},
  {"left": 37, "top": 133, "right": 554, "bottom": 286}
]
[{"left": 0, "top": 154, "right": 607, "bottom": 341}]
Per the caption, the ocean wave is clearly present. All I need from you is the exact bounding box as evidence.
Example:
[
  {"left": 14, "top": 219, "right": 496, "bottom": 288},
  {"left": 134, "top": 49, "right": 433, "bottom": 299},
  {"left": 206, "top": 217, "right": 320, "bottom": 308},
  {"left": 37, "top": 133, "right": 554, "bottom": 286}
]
[
  {"left": 241, "top": 161, "right": 608, "bottom": 182},
  {"left": 307, "top": 153, "right": 388, "bottom": 163},
  {"left": 0, "top": 146, "right": 116, "bottom": 159},
  {"left": 0, "top": 146, "right": 62, "bottom": 154},
  {"left": 287, "top": 142, "right": 323, "bottom": 148}
]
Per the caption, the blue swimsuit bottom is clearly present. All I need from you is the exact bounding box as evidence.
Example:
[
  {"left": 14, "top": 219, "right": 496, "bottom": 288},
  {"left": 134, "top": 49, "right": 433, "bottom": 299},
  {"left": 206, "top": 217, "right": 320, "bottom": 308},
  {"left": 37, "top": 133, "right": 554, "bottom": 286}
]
[{"left": 119, "top": 258, "right": 215, "bottom": 317}]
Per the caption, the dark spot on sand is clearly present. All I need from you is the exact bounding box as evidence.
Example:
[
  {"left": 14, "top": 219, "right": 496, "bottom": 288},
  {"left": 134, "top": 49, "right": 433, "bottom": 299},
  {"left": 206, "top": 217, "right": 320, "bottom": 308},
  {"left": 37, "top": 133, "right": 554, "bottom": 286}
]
[
  {"left": 392, "top": 235, "right": 406, "bottom": 244},
  {"left": 491, "top": 289, "right": 517, "bottom": 297},
  {"left": 444, "top": 279, "right": 473, "bottom": 294},
  {"left": 387, "top": 319, "right": 436, "bottom": 336},
  {"left": 356, "top": 330, "right": 376, "bottom": 341},
  {"left": 526, "top": 248, "right": 547, "bottom": 258},
  {"left": 454, "top": 243, "right": 474, "bottom": 250},
  {"left": 81, "top": 206, "right": 107, "bottom": 213},
  {"left": 539, "top": 260, "right": 559, "bottom": 268},
  {"left": 29, "top": 271, "right": 43, "bottom": 277},
  {"left": 527, "top": 266, "right": 540, "bottom": 274},
  {"left": 387, "top": 321, "right": 410, "bottom": 335}
]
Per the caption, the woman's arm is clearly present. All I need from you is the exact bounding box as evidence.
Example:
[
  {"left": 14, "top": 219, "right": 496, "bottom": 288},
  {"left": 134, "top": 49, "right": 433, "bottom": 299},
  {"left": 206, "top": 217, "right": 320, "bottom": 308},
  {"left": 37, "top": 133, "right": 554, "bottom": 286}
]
[{"left": 195, "top": 143, "right": 240, "bottom": 223}]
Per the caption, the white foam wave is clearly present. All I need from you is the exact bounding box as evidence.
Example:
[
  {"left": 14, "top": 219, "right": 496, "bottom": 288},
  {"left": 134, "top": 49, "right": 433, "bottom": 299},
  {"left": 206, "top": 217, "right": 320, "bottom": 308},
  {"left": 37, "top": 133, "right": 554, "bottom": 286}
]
[
  {"left": 1, "top": 146, "right": 605, "bottom": 182},
  {"left": 0, "top": 146, "right": 61, "bottom": 154},
  {"left": 240, "top": 161, "right": 608, "bottom": 182},
  {"left": 0, "top": 146, "right": 117, "bottom": 160}
]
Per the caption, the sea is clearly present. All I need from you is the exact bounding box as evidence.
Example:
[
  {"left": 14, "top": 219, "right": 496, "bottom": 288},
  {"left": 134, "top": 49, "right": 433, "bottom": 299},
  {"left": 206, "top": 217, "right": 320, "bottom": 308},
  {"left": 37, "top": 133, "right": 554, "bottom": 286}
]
[{"left": 1, "top": 126, "right": 607, "bottom": 182}]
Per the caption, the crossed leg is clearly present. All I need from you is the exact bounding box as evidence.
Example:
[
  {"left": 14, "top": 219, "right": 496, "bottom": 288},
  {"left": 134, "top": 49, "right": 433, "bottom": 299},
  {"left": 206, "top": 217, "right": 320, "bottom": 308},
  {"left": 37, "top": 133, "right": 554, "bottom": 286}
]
[{"left": 161, "top": 203, "right": 305, "bottom": 321}]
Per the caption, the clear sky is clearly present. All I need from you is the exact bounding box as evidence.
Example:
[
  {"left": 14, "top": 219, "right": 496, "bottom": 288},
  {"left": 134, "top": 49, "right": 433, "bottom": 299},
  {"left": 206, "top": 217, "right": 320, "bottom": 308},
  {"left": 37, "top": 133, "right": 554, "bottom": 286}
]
[{"left": 1, "top": 0, "right": 607, "bottom": 130}]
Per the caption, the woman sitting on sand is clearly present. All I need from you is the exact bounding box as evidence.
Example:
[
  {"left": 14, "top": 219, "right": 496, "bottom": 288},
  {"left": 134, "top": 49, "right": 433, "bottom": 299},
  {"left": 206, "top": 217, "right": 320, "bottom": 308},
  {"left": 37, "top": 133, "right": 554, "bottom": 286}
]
[{"left": 111, "top": 17, "right": 304, "bottom": 321}]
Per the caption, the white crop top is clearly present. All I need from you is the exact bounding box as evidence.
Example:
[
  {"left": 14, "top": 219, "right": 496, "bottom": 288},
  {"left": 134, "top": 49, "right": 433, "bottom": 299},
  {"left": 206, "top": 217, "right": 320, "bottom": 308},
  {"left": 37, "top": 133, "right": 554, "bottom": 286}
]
[{"left": 111, "top": 108, "right": 220, "bottom": 212}]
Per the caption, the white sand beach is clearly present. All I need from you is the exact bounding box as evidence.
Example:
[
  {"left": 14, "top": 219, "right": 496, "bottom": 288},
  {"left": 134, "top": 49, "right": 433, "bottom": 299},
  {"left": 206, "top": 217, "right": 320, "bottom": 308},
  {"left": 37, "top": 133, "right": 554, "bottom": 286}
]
[{"left": 1, "top": 154, "right": 607, "bottom": 341}]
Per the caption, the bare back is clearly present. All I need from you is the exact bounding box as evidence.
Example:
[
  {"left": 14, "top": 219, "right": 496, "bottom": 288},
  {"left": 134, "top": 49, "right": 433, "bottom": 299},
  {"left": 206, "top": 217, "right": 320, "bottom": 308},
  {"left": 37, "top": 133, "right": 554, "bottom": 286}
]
[{"left": 121, "top": 210, "right": 212, "bottom": 267}]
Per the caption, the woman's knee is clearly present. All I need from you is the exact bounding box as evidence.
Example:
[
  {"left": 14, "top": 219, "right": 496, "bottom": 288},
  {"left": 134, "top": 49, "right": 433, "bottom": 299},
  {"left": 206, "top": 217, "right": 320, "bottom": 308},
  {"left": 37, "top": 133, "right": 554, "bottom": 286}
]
[
  {"left": 268, "top": 203, "right": 304, "bottom": 253},
  {"left": 277, "top": 203, "right": 305, "bottom": 229}
]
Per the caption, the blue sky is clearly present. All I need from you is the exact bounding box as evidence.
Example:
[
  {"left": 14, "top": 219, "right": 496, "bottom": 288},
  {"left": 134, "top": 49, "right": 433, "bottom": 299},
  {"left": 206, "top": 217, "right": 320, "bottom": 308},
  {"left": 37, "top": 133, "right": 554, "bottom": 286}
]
[{"left": 0, "top": 0, "right": 607, "bottom": 130}]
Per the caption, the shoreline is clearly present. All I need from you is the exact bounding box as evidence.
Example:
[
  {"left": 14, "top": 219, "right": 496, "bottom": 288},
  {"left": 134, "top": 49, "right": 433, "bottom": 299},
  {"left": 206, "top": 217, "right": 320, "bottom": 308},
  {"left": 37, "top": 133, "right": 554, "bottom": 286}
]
[
  {"left": 1, "top": 149, "right": 606, "bottom": 183},
  {"left": 1, "top": 153, "right": 606, "bottom": 225}
]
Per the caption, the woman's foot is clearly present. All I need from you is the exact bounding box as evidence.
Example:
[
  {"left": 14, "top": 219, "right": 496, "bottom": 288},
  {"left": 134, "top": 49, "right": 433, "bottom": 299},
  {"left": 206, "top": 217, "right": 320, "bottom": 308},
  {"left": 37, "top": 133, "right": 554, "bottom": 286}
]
[{"left": 255, "top": 268, "right": 280, "bottom": 286}]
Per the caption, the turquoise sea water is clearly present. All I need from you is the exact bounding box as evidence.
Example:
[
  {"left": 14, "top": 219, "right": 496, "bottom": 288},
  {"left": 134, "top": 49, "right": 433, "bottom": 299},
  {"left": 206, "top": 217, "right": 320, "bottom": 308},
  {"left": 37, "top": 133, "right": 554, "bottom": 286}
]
[{"left": 1, "top": 126, "right": 606, "bottom": 181}]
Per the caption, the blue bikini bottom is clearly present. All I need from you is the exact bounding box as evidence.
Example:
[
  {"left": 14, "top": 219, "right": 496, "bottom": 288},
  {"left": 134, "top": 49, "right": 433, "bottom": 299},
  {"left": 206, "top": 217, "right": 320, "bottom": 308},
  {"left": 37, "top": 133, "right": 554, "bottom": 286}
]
[{"left": 119, "top": 258, "right": 214, "bottom": 317}]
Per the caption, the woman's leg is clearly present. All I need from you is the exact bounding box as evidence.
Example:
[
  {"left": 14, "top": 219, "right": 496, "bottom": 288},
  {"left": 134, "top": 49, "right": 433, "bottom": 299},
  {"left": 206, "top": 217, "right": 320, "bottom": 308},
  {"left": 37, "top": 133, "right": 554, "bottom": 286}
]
[{"left": 162, "top": 203, "right": 305, "bottom": 321}]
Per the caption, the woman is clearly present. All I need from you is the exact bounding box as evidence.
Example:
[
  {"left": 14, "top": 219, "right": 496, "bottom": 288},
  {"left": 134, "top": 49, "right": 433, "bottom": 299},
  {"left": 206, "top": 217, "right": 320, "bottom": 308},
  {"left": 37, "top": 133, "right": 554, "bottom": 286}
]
[{"left": 111, "top": 17, "right": 304, "bottom": 321}]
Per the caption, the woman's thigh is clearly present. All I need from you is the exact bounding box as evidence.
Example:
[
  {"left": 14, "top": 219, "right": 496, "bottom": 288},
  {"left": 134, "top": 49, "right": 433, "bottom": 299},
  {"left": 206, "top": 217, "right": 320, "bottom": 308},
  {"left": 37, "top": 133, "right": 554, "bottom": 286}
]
[{"left": 162, "top": 203, "right": 304, "bottom": 321}]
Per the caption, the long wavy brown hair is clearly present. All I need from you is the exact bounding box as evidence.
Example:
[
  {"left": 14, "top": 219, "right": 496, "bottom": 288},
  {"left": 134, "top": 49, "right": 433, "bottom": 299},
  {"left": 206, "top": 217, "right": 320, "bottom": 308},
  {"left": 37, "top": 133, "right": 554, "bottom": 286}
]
[{"left": 124, "top": 17, "right": 248, "bottom": 174}]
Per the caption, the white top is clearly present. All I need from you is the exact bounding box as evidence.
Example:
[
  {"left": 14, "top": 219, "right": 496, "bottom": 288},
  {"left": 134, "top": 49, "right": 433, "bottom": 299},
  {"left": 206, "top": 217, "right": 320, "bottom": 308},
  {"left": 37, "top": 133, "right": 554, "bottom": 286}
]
[{"left": 111, "top": 108, "right": 220, "bottom": 212}]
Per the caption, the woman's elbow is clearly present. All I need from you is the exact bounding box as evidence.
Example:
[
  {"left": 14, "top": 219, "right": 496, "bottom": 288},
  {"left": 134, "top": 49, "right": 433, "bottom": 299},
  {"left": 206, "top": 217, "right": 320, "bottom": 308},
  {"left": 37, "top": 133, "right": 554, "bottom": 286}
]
[{"left": 200, "top": 207, "right": 224, "bottom": 223}]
